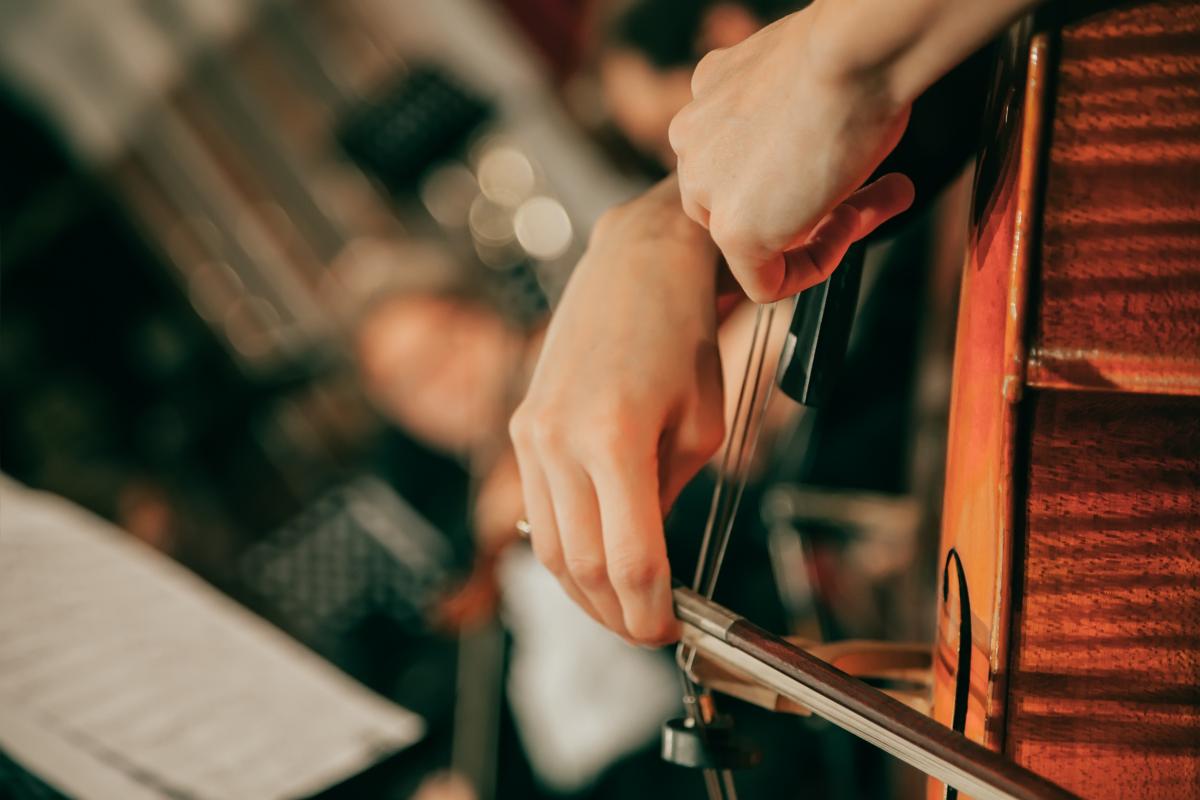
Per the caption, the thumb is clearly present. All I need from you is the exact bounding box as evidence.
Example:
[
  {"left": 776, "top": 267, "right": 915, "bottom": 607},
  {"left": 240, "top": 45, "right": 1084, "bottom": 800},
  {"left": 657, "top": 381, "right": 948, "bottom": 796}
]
[{"left": 778, "top": 173, "right": 915, "bottom": 298}]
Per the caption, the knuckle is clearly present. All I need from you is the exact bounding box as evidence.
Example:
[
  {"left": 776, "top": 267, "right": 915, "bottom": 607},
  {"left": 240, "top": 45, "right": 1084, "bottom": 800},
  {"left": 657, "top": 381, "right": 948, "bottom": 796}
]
[
  {"left": 694, "top": 416, "right": 726, "bottom": 457},
  {"left": 818, "top": 203, "right": 862, "bottom": 249},
  {"left": 683, "top": 393, "right": 726, "bottom": 457},
  {"left": 529, "top": 413, "right": 566, "bottom": 455},
  {"left": 627, "top": 614, "right": 676, "bottom": 646},
  {"left": 508, "top": 407, "right": 532, "bottom": 447},
  {"left": 712, "top": 233, "right": 777, "bottom": 302},
  {"left": 834, "top": 201, "right": 864, "bottom": 233},
  {"left": 674, "top": 420, "right": 723, "bottom": 465},
  {"left": 708, "top": 208, "right": 749, "bottom": 256},
  {"left": 726, "top": 259, "right": 772, "bottom": 301},
  {"left": 741, "top": 280, "right": 777, "bottom": 305},
  {"left": 591, "top": 204, "right": 628, "bottom": 243},
  {"left": 583, "top": 405, "right": 637, "bottom": 459},
  {"left": 691, "top": 48, "right": 724, "bottom": 95},
  {"left": 706, "top": 211, "right": 733, "bottom": 249},
  {"left": 667, "top": 111, "right": 688, "bottom": 156},
  {"left": 608, "top": 551, "right": 664, "bottom": 594},
  {"left": 532, "top": 540, "right": 566, "bottom": 577},
  {"left": 565, "top": 555, "right": 609, "bottom": 592},
  {"left": 591, "top": 207, "right": 617, "bottom": 241}
]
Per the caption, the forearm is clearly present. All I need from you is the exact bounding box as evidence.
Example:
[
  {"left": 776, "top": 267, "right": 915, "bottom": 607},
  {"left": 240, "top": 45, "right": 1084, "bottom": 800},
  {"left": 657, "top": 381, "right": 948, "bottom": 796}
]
[{"left": 808, "top": 0, "right": 1044, "bottom": 109}]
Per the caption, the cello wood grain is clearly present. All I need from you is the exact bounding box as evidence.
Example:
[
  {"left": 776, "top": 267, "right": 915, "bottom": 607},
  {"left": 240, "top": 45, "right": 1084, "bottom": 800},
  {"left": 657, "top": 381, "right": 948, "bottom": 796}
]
[
  {"left": 1028, "top": 1, "right": 1200, "bottom": 394},
  {"left": 1007, "top": 391, "right": 1200, "bottom": 798},
  {"left": 933, "top": 1, "right": 1200, "bottom": 798}
]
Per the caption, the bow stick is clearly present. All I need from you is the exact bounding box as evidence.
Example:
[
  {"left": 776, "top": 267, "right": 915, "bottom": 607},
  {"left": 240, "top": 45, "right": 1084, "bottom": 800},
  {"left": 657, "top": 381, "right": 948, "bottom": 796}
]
[{"left": 673, "top": 587, "right": 1076, "bottom": 800}]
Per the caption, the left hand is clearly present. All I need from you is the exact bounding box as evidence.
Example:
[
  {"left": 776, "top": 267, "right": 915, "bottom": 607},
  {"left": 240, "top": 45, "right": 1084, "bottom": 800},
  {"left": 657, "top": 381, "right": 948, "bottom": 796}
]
[{"left": 669, "top": 8, "right": 914, "bottom": 302}]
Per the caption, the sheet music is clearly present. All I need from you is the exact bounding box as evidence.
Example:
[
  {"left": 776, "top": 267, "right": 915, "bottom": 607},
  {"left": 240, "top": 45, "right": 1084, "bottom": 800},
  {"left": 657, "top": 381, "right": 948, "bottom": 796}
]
[{"left": 0, "top": 477, "right": 424, "bottom": 800}]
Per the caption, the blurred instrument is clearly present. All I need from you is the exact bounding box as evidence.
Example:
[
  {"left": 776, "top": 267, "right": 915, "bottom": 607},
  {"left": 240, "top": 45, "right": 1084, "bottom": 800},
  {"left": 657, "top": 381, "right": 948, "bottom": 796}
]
[{"left": 667, "top": 2, "right": 1200, "bottom": 799}]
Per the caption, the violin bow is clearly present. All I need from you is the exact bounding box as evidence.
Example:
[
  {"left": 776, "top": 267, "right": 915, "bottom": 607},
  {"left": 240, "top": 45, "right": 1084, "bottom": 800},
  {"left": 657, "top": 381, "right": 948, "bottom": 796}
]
[{"left": 667, "top": 246, "right": 1079, "bottom": 800}]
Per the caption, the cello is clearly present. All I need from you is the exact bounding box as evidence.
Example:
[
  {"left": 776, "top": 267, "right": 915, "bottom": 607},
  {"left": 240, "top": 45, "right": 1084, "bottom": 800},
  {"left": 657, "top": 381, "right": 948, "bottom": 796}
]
[{"left": 667, "top": 2, "right": 1200, "bottom": 798}]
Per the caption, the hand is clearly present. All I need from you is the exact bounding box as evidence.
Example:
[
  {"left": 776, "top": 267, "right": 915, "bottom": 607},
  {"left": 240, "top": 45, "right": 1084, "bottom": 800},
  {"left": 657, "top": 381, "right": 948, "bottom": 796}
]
[
  {"left": 509, "top": 176, "right": 723, "bottom": 645},
  {"left": 669, "top": 7, "right": 915, "bottom": 302}
]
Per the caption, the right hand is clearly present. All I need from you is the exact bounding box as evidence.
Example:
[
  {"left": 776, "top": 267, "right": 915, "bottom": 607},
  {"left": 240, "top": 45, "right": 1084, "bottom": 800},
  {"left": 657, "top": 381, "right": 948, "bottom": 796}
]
[{"left": 509, "top": 176, "right": 724, "bottom": 645}]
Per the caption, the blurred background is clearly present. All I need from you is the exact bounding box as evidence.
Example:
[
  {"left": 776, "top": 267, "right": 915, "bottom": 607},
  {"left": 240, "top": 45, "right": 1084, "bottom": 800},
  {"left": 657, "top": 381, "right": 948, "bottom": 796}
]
[{"left": 0, "top": 0, "right": 983, "bottom": 798}]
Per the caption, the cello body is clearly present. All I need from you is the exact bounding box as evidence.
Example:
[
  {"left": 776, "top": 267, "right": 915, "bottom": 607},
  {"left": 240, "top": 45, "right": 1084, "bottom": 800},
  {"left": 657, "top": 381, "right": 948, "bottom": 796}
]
[{"left": 931, "top": 2, "right": 1200, "bottom": 798}]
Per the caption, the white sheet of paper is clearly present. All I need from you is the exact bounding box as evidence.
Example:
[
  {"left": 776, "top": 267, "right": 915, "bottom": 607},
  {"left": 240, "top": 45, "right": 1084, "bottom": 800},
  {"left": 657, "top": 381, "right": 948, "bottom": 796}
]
[{"left": 0, "top": 477, "right": 423, "bottom": 800}]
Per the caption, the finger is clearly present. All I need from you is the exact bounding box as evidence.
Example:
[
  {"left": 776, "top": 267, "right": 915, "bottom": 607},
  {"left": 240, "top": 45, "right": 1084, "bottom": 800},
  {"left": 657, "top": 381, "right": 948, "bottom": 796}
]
[
  {"left": 842, "top": 172, "right": 916, "bottom": 234},
  {"left": 511, "top": 431, "right": 605, "bottom": 627},
  {"left": 658, "top": 399, "right": 724, "bottom": 514},
  {"left": 590, "top": 450, "right": 680, "bottom": 645},
  {"left": 778, "top": 173, "right": 915, "bottom": 297},
  {"left": 544, "top": 458, "right": 631, "bottom": 637},
  {"left": 666, "top": 107, "right": 711, "bottom": 231},
  {"left": 667, "top": 107, "right": 689, "bottom": 159},
  {"left": 681, "top": 194, "right": 711, "bottom": 230},
  {"left": 715, "top": 222, "right": 781, "bottom": 304},
  {"left": 658, "top": 448, "right": 708, "bottom": 517},
  {"left": 673, "top": 165, "right": 711, "bottom": 229}
]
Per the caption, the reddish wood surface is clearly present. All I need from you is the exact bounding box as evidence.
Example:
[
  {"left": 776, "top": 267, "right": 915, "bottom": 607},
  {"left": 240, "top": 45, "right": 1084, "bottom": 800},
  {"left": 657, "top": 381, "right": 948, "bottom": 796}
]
[
  {"left": 1028, "top": 1, "right": 1200, "bottom": 394},
  {"left": 1006, "top": 391, "right": 1200, "bottom": 798},
  {"left": 933, "top": 2, "right": 1200, "bottom": 798},
  {"left": 931, "top": 16, "right": 1047, "bottom": 766}
]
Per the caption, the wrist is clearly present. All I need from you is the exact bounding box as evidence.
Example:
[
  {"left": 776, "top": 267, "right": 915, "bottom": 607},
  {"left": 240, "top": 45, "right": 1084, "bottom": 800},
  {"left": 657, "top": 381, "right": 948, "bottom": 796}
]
[
  {"left": 662, "top": 174, "right": 721, "bottom": 254},
  {"left": 801, "top": 0, "right": 914, "bottom": 114},
  {"left": 805, "top": 0, "right": 1042, "bottom": 110}
]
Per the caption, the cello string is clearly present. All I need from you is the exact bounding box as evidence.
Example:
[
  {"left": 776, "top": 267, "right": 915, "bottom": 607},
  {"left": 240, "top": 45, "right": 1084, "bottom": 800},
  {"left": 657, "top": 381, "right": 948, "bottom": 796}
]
[
  {"left": 676, "top": 303, "right": 766, "bottom": 676},
  {"left": 673, "top": 304, "right": 773, "bottom": 800},
  {"left": 679, "top": 303, "right": 777, "bottom": 666},
  {"left": 703, "top": 303, "right": 778, "bottom": 600},
  {"left": 696, "top": 303, "right": 774, "bottom": 597},
  {"left": 684, "top": 303, "right": 777, "bottom": 679},
  {"left": 689, "top": 306, "right": 765, "bottom": 593}
]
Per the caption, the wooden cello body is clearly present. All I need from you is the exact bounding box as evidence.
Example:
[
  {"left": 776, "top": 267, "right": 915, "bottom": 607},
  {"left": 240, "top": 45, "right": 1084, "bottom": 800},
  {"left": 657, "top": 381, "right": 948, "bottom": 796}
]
[{"left": 931, "top": 2, "right": 1200, "bottom": 797}]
